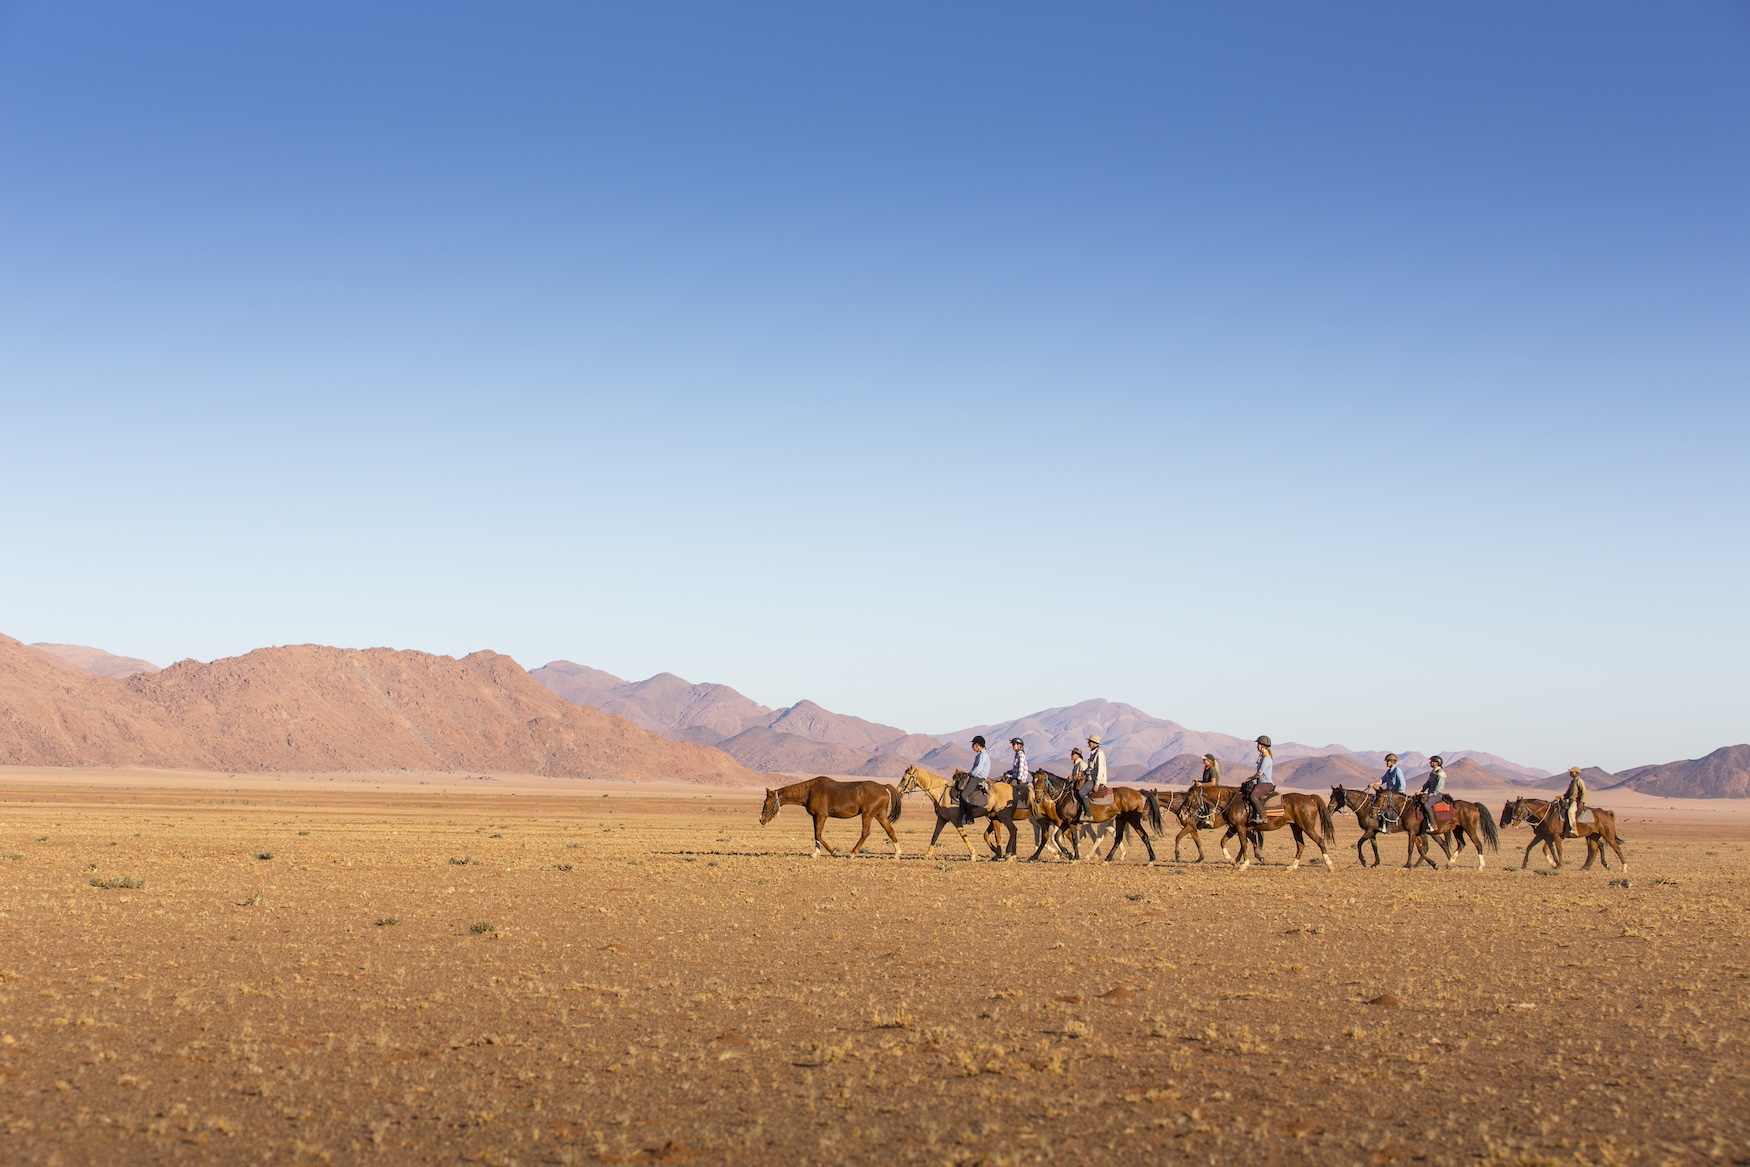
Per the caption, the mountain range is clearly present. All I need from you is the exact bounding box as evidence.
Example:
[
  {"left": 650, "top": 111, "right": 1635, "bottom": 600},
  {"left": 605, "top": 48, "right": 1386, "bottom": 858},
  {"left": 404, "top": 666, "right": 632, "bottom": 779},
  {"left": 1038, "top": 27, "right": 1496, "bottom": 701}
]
[
  {"left": 7, "top": 636, "right": 1743, "bottom": 798},
  {"left": 0, "top": 634, "right": 752, "bottom": 784}
]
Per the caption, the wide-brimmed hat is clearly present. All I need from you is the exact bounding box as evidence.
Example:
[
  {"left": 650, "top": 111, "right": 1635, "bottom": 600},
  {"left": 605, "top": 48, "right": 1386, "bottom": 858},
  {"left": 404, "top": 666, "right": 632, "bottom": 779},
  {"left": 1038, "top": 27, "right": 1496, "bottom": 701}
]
[
  {"left": 1568, "top": 766, "right": 1582, "bottom": 775},
  {"left": 1087, "top": 733, "right": 1102, "bottom": 745},
  {"left": 1255, "top": 735, "right": 1272, "bottom": 748}
]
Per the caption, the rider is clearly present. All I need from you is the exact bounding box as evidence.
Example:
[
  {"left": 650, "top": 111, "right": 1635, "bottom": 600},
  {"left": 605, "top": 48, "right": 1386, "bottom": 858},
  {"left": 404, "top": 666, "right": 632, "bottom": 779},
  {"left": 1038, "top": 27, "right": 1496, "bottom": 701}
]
[
  {"left": 1086, "top": 734, "right": 1110, "bottom": 804},
  {"left": 1240, "top": 736, "right": 1274, "bottom": 825},
  {"left": 1068, "top": 747, "right": 1091, "bottom": 822},
  {"left": 957, "top": 736, "right": 991, "bottom": 826},
  {"left": 1369, "top": 753, "right": 1406, "bottom": 824},
  {"left": 1416, "top": 755, "right": 1448, "bottom": 831},
  {"left": 1006, "top": 737, "right": 1030, "bottom": 801},
  {"left": 1560, "top": 767, "right": 1587, "bottom": 838},
  {"left": 1200, "top": 754, "right": 1222, "bottom": 786}
]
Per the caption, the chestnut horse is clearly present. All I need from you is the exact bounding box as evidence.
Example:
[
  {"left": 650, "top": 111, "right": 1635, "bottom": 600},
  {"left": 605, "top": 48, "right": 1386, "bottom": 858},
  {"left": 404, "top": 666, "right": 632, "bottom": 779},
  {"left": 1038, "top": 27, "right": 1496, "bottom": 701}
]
[
  {"left": 1400, "top": 795, "right": 1500, "bottom": 870},
  {"left": 759, "top": 777, "right": 902, "bottom": 859},
  {"left": 1499, "top": 797, "right": 1627, "bottom": 872},
  {"left": 1328, "top": 786, "right": 1452, "bottom": 868},
  {"left": 1055, "top": 784, "right": 1163, "bottom": 863},
  {"left": 1184, "top": 782, "right": 1334, "bottom": 870},
  {"left": 1158, "top": 786, "right": 1264, "bottom": 864}
]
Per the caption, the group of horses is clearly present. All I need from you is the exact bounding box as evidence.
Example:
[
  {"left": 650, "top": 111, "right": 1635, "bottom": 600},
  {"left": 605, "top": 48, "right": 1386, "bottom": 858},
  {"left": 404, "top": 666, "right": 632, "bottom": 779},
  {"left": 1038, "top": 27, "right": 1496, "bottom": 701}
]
[{"left": 757, "top": 765, "right": 1629, "bottom": 873}]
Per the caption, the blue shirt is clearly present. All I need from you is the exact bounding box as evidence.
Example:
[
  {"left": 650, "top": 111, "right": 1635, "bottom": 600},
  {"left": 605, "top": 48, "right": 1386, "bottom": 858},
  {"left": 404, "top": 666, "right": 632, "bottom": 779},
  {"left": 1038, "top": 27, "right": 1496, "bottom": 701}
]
[
  {"left": 1381, "top": 765, "right": 1405, "bottom": 792},
  {"left": 969, "top": 750, "right": 991, "bottom": 782},
  {"left": 1254, "top": 753, "right": 1273, "bottom": 783}
]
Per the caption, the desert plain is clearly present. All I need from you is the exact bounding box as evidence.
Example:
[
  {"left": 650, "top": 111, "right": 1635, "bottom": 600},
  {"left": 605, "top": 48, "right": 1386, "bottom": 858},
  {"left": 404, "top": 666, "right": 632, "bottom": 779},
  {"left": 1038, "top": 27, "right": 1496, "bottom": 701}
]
[{"left": 1, "top": 769, "right": 1747, "bottom": 1167}]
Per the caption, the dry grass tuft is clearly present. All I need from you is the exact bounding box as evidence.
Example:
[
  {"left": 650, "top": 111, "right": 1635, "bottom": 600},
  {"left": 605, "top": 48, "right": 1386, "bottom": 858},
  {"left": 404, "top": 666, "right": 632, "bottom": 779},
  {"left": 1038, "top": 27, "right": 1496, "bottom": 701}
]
[
  {"left": 469, "top": 921, "right": 495, "bottom": 935},
  {"left": 89, "top": 875, "right": 146, "bottom": 890}
]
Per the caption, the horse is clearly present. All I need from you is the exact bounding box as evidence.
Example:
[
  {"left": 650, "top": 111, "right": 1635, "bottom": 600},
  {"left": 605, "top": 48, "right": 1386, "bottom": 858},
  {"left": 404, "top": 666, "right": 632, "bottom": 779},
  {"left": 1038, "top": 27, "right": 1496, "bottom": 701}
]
[
  {"left": 953, "top": 769, "right": 1034, "bottom": 859},
  {"left": 1185, "top": 782, "right": 1334, "bottom": 871},
  {"left": 1158, "top": 786, "right": 1263, "bottom": 863},
  {"left": 896, "top": 765, "right": 1022, "bottom": 860},
  {"left": 1048, "top": 782, "right": 1162, "bottom": 863},
  {"left": 1328, "top": 785, "right": 1453, "bottom": 868},
  {"left": 1398, "top": 794, "right": 1499, "bottom": 870},
  {"left": 1499, "top": 797, "right": 1627, "bottom": 872},
  {"left": 1021, "top": 771, "right": 1081, "bottom": 861},
  {"left": 759, "top": 777, "right": 903, "bottom": 859}
]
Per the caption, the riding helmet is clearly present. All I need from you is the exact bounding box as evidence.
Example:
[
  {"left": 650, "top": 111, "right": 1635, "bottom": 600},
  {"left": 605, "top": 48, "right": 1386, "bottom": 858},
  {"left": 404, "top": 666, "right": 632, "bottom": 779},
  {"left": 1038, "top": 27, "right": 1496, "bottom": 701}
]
[
  {"left": 971, "top": 735, "right": 986, "bottom": 748},
  {"left": 1429, "top": 755, "right": 1444, "bottom": 767},
  {"left": 1255, "top": 735, "right": 1272, "bottom": 748},
  {"left": 1010, "top": 737, "right": 1024, "bottom": 748}
]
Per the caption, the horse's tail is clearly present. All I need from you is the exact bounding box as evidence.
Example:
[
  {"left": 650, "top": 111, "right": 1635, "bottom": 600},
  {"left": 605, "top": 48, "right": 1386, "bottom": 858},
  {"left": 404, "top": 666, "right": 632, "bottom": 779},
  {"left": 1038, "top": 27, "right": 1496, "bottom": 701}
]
[
  {"left": 888, "top": 785, "right": 903, "bottom": 822},
  {"left": 1474, "top": 802, "right": 1499, "bottom": 852},
  {"left": 1144, "top": 789, "right": 1163, "bottom": 833},
  {"left": 1317, "top": 795, "right": 1336, "bottom": 843}
]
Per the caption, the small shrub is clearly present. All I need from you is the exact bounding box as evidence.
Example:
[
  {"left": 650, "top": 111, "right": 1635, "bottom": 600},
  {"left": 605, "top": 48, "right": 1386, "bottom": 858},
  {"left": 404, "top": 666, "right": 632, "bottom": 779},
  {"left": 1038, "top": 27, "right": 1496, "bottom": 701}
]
[
  {"left": 489, "top": 833, "right": 504, "bottom": 839},
  {"left": 469, "top": 921, "right": 495, "bottom": 935},
  {"left": 449, "top": 857, "right": 471, "bottom": 866},
  {"left": 240, "top": 889, "right": 264, "bottom": 906},
  {"left": 256, "top": 852, "right": 274, "bottom": 861},
  {"left": 0, "top": 852, "right": 22, "bottom": 861},
  {"left": 35, "top": 836, "right": 48, "bottom": 842},
  {"left": 297, "top": 831, "right": 310, "bottom": 837},
  {"left": 375, "top": 917, "right": 399, "bottom": 927},
  {"left": 555, "top": 863, "right": 574, "bottom": 872},
  {"left": 1063, "top": 1019, "right": 1091, "bottom": 1039},
  {"left": 89, "top": 875, "right": 145, "bottom": 890}
]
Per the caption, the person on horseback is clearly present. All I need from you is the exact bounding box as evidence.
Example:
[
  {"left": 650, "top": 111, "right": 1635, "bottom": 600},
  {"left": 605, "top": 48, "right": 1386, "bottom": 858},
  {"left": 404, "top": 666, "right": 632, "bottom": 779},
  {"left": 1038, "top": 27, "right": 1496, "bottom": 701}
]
[
  {"left": 1006, "top": 737, "right": 1030, "bottom": 803},
  {"left": 957, "top": 736, "right": 990, "bottom": 827},
  {"left": 1240, "top": 736, "right": 1275, "bottom": 826},
  {"left": 1416, "top": 755, "right": 1448, "bottom": 831},
  {"left": 1068, "top": 747, "right": 1091, "bottom": 822},
  {"left": 1087, "top": 734, "right": 1110, "bottom": 799},
  {"left": 1200, "top": 754, "right": 1222, "bottom": 786},
  {"left": 1560, "top": 766, "right": 1587, "bottom": 838},
  {"left": 1370, "top": 753, "right": 1405, "bottom": 826}
]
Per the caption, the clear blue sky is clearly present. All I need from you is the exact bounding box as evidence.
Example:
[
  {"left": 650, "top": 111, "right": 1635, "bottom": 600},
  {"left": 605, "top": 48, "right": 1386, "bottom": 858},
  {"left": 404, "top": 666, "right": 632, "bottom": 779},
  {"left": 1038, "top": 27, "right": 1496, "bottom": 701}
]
[{"left": 2, "top": 2, "right": 1746, "bottom": 771}]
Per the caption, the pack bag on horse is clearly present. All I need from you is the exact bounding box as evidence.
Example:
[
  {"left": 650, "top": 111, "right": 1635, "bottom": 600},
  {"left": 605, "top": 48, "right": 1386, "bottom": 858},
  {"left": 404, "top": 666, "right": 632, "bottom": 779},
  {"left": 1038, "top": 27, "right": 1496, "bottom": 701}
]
[
  {"left": 1400, "top": 756, "right": 1500, "bottom": 870},
  {"left": 759, "top": 776, "right": 903, "bottom": 859}
]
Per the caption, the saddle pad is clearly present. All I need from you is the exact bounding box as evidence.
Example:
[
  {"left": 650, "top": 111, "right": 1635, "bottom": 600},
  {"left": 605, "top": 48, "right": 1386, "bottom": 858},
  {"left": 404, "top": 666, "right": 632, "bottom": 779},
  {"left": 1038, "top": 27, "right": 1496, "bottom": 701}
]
[
  {"left": 1091, "top": 788, "right": 1115, "bottom": 806},
  {"left": 1433, "top": 801, "right": 1455, "bottom": 823}
]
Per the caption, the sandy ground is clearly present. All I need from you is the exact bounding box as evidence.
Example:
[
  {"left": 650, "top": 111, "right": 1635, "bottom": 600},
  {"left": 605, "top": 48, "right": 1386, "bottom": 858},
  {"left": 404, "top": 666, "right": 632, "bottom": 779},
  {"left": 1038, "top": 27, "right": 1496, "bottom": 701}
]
[{"left": 1, "top": 770, "right": 1747, "bottom": 1166}]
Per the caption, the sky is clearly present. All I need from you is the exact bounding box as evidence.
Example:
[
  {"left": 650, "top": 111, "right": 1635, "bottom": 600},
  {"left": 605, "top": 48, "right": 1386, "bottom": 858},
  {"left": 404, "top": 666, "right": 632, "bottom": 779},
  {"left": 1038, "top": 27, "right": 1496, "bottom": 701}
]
[{"left": 1, "top": 2, "right": 1746, "bottom": 772}]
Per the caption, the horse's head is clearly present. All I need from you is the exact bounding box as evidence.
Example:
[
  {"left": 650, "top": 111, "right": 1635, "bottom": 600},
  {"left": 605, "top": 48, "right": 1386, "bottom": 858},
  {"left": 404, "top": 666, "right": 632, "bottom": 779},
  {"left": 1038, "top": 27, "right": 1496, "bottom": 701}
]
[
  {"left": 759, "top": 788, "right": 780, "bottom": 824},
  {"left": 1329, "top": 785, "right": 1349, "bottom": 814},
  {"left": 1499, "top": 799, "right": 1521, "bottom": 829},
  {"left": 897, "top": 766, "right": 919, "bottom": 795}
]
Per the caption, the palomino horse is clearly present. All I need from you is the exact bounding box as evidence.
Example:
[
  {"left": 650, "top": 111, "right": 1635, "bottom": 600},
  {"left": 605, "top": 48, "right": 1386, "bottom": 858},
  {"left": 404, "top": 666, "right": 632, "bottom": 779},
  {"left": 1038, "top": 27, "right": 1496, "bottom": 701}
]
[
  {"left": 1401, "top": 795, "right": 1500, "bottom": 870},
  {"left": 1499, "top": 797, "right": 1627, "bottom": 872},
  {"left": 1328, "top": 785, "right": 1453, "bottom": 868},
  {"left": 759, "top": 776, "right": 902, "bottom": 859},
  {"left": 896, "top": 765, "right": 1022, "bottom": 860},
  {"left": 1184, "top": 782, "right": 1334, "bottom": 870}
]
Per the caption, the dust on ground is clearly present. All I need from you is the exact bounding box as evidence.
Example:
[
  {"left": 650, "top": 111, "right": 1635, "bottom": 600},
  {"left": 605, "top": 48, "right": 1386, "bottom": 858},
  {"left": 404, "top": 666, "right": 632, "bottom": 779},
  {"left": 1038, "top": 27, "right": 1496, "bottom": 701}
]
[{"left": 1, "top": 774, "right": 1745, "bottom": 1165}]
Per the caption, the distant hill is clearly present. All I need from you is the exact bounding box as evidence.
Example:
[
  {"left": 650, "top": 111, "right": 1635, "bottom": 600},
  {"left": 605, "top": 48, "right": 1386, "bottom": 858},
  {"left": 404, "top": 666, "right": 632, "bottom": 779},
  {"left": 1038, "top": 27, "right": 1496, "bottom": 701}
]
[
  {"left": 0, "top": 634, "right": 754, "bottom": 785},
  {"left": 530, "top": 662, "right": 929, "bottom": 775},
  {"left": 1608, "top": 745, "right": 1750, "bottom": 799},
  {"left": 29, "top": 642, "right": 160, "bottom": 679}
]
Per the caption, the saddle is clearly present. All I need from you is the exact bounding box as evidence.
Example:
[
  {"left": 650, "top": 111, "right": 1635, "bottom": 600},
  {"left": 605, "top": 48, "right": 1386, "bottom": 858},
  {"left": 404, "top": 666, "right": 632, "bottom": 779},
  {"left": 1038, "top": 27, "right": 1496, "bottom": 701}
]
[{"left": 1090, "top": 787, "right": 1115, "bottom": 807}]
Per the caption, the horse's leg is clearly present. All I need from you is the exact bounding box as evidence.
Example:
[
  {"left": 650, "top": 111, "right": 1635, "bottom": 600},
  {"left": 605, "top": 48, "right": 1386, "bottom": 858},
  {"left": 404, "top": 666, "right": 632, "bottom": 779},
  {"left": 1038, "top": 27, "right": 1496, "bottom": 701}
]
[
  {"left": 1521, "top": 837, "right": 1538, "bottom": 870},
  {"left": 1139, "top": 815, "right": 1157, "bottom": 863},
  {"left": 1609, "top": 833, "right": 1627, "bottom": 873},
  {"left": 1580, "top": 834, "right": 1599, "bottom": 871},
  {"left": 813, "top": 811, "right": 836, "bottom": 858},
  {"left": 1367, "top": 829, "right": 1382, "bottom": 867},
  {"left": 1105, "top": 816, "right": 1127, "bottom": 862},
  {"left": 1285, "top": 824, "right": 1304, "bottom": 872},
  {"left": 926, "top": 813, "right": 948, "bottom": 858},
  {"left": 1355, "top": 828, "right": 1369, "bottom": 867},
  {"left": 849, "top": 810, "right": 874, "bottom": 856},
  {"left": 877, "top": 809, "right": 901, "bottom": 859},
  {"left": 1220, "top": 826, "right": 1236, "bottom": 864}
]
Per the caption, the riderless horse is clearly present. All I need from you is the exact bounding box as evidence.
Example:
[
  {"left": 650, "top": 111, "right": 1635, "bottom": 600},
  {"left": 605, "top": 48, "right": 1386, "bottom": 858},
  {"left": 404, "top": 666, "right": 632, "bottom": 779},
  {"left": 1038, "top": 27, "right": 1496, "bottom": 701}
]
[{"left": 759, "top": 776, "right": 902, "bottom": 859}]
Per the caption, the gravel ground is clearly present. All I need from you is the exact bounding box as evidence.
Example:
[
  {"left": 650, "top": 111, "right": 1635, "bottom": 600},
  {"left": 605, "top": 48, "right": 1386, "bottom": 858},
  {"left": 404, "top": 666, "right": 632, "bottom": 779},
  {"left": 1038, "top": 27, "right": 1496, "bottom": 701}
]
[{"left": 1, "top": 782, "right": 1745, "bottom": 1165}]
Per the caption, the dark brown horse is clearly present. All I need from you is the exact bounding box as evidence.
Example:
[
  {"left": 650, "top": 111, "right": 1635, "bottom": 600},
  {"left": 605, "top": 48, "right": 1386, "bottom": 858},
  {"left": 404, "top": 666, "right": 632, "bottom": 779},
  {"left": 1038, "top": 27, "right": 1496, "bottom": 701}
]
[
  {"left": 1328, "top": 785, "right": 1453, "bottom": 868},
  {"left": 1184, "top": 782, "right": 1334, "bottom": 870},
  {"left": 1159, "top": 786, "right": 1264, "bottom": 863},
  {"left": 1021, "top": 770, "right": 1080, "bottom": 861},
  {"left": 1400, "top": 795, "right": 1500, "bottom": 869},
  {"left": 1499, "top": 797, "right": 1627, "bottom": 872},
  {"left": 760, "top": 777, "right": 902, "bottom": 859},
  {"left": 1046, "top": 782, "right": 1162, "bottom": 862}
]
